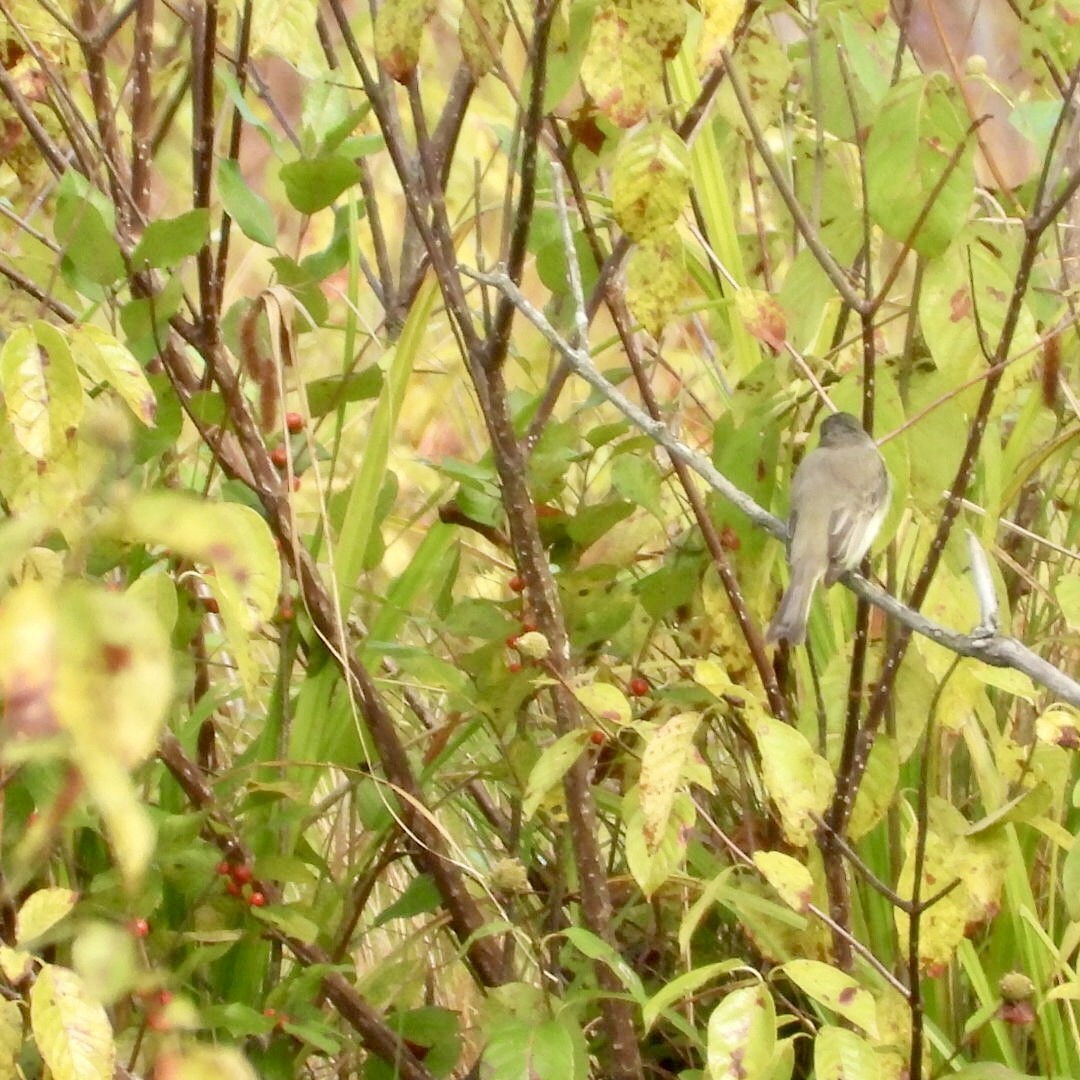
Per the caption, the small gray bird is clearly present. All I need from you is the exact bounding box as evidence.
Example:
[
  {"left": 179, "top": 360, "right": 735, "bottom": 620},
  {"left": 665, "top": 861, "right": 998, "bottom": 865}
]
[{"left": 766, "top": 412, "right": 890, "bottom": 646}]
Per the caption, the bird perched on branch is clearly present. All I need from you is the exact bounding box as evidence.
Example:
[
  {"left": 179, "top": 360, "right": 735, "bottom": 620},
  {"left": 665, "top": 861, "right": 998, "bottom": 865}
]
[{"left": 766, "top": 412, "right": 890, "bottom": 646}]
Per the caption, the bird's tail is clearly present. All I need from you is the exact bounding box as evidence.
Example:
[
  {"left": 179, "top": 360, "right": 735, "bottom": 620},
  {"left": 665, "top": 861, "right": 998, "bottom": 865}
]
[{"left": 765, "top": 576, "right": 817, "bottom": 646}]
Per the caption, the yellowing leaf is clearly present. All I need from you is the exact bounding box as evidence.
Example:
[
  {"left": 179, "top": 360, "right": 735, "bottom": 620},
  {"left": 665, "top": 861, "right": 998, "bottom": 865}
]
[
  {"left": 780, "top": 960, "right": 879, "bottom": 1037},
  {"left": 0, "top": 324, "right": 83, "bottom": 461},
  {"left": 0, "top": 998, "right": 21, "bottom": 1076},
  {"left": 118, "top": 492, "right": 280, "bottom": 626},
  {"left": 573, "top": 681, "right": 631, "bottom": 726},
  {"left": 814, "top": 1025, "right": 878, "bottom": 1079},
  {"left": 894, "top": 799, "right": 1007, "bottom": 972},
  {"left": 522, "top": 730, "right": 590, "bottom": 820},
  {"left": 1035, "top": 705, "right": 1080, "bottom": 750},
  {"left": 30, "top": 964, "right": 115, "bottom": 1080},
  {"left": 16, "top": 888, "right": 77, "bottom": 946},
  {"left": 706, "top": 983, "right": 776, "bottom": 1080},
  {"left": 625, "top": 787, "right": 694, "bottom": 897},
  {"left": 752, "top": 851, "right": 812, "bottom": 914},
  {"left": 734, "top": 288, "right": 787, "bottom": 352},
  {"left": 848, "top": 733, "right": 899, "bottom": 840},
  {"left": 699, "top": 0, "right": 745, "bottom": 69},
  {"left": 580, "top": 2, "right": 666, "bottom": 127},
  {"left": 71, "top": 326, "right": 156, "bottom": 427},
  {"left": 81, "top": 751, "right": 157, "bottom": 886},
  {"left": 460, "top": 0, "right": 508, "bottom": 77},
  {"left": 751, "top": 715, "right": 834, "bottom": 846},
  {"left": 612, "top": 124, "right": 691, "bottom": 241},
  {"left": 375, "top": 0, "right": 436, "bottom": 82},
  {"left": 625, "top": 237, "right": 689, "bottom": 337},
  {"left": 639, "top": 712, "right": 701, "bottom": 850},
  {"left": 0, "top": 945, "right": 32, "bottom": 982}
]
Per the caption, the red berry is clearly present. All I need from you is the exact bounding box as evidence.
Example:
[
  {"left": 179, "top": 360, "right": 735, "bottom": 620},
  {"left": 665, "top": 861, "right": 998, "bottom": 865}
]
[
  {"left": 506, "top": 634, "right": 519, "bottom": 649},
  {"left": 216, "top": 860, "right": 231, "bottom": 876},
  {"left": 263, "top": 1007, "right": 277, "bottom": 1018},
  {"left": 225, "top": 879, "right": 242, "bottom": 896},
  {"left": 521, "top": 620, "right": 537, "bottom": 633},
  {"left": 508, "top": 574, "right": 525, "bottom": 593},
  {"left": 278, "top": 600, "right": 295, "bottom": 623},
  {"left": 285, "top": 412, "right": 303, "bottom": 435},
  {"left": 231, "top": 864, "right": 253, "bottom": 885},
  {"left": 249, "top": 891, "right": 266, "bottom": 908},
  {"left": 507, "top": 661, "right": 522, "bottom": 674},
  {"left": 629, "top": 676, "right": 650, "bottom": 696},
  {"left": 157, "top": 990, "right": 173, "bottom": 1006},
  {"left": 589, "top": 730, "right": 606, "bottom": 745},
  {"left": 291, "top": 475, "right": 301, "bottom": 492},
  {"left": 129, "top": 917, "right": 150, "bottom": 938},
  {"left": 270, "top": 445, "right": 288, "bottom": 470}
]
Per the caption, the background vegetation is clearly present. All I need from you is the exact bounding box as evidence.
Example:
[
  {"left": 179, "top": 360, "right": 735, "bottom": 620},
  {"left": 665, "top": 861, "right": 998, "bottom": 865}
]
[{"left": 0, "top": 0, "right": 1078, "bottom": 1078}]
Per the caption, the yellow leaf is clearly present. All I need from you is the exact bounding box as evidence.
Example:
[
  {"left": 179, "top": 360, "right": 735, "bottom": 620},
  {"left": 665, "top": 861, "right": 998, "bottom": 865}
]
[
  {"left": 625, "top": 237, "right": 689, "bottom": 337},
  {"left": 573, "top": 682, "right": 632, "bottom": 726},
  {"left": 752, "top": 851, "right": 812, "bottom": 914},
  {"left": 30, "top": 964, "right": 115, "bottom": 1080},
  {"left": 581, "top": 2, "right": 668, "bottom": 127},
  {"left": 0, "top": 324, "right": 83, "bottom": 461},
  {"left": 0, "top": 998, "right": 21, "bottom": 1076},
  {"left": 639, "top": 712, "right": 701, "bottom": 850},
  {"left": 751, "top": 715, "right": 834, "bottom": 846},
  {"left": 72, "top": 326, "right": 156, "bottom": 427},
  {"left": 460, "top": 0, "right": 508, "bottom": 77},
  {"left": 16, "top": 888, "right": 77, "bottom": 946},
  {"left": 118, "top": 492, "right": 280, "bottom": 626},
  {"left": 612, "top": 124, "right": 692, "bottom": 241},
  {"left": 626, "top": 787, "right": 694, "bottom": 897},
  {"left": 698, "top": 0, "right": 745, "bottom": 69},
  {"left": 375, "top": 0, "right": 436, "bottom": 82}
]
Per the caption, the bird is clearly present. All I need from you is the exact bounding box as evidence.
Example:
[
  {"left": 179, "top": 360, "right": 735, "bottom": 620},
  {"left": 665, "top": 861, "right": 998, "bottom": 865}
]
[{"left": 765, "top": 411, "right": 890, "bottom": 646}]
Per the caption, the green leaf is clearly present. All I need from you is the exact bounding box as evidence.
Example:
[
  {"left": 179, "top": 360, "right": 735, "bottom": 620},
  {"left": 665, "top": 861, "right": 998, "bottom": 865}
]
[
  {"left": 280, "top": 155, "right": 361, "bottom": 214},
  {"left": 611, "top": 452, "right": 664, "bottom": 520},
  {"left": 55, "top": 178, "right": 125, "bottom": 288},
  {"left": 303, "top": 366, "right": 384, "bottom": 416},
  {"left": 522, "top": 730, "right": 590, "bottom": 819},
  {"left": 482, "top": 1015, "right": 586, "bottom": 1080},
  {"left": 559, "top": 926, "right": 646, "bottom": 1003},
  {"left": 218, "top": 159, "right": 277, "bottom": 246},
  {"left": 132, "top": 209, "right": 210, "bottom": 268},
  {"left": 643, "top": 960, "right": 741, "bottom": 1031},
  {"left": 373, "top": 874, "right": 442, "bottom": 927},
  {"left": 706, "top": 983, "right": 776, "bottom": 1080},
  {"left": 30, "top": 964, "right": 116, "bottom": 1080},
  {"left": 1063, "top": 833, "right": 1080, "bottom": 922},
  {"left": 865, "top": 74, "right": 974, "bottom": 258},
  {"left": 250, "top": 905, "right": 319, "bottom": 944}
]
